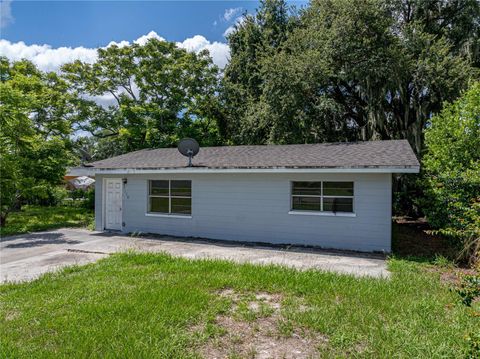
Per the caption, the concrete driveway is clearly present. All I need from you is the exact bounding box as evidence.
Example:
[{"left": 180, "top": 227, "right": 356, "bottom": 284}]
[{"left": 0, "top": 228, "right": 389, "bottom": 283}]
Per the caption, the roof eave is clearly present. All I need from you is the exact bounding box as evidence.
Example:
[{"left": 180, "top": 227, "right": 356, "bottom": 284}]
[{"left": 72, "top": 166, "right": 420, "bottom": 175}]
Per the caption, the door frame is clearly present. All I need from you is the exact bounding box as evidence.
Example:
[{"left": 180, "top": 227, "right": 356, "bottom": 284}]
[{"left": 102, "top": 177, "right": 123, "bottom": 231}]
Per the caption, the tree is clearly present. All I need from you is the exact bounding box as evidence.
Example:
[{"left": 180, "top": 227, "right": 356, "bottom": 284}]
[
  {"left": 221, "top": 0, "right": 478, "bottom": 152},
  {"left": 388, "top": 0, "right": 480, "bottom": 66},
  {"left": 422, "top": 82, "right": 480, "bottom": 264},
  {"left": 259, "top": 0, "right": 399, "bottom": 144},
  {"left": 62, "top": 38, "right": 222, "bottom": 158},
  {"left": 0, "top": 58, "right": 76, "bottom": 226},
  {"left": 383, "top": 0, "right": 480, "bottom": 153},
  {"left": 220, "top": 0, "right": 298, "bottom": 144}
]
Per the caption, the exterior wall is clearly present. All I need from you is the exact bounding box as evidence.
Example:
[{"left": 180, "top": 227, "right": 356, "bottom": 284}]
[
  {"left": 94, "top": 177, "right": 104, "bottom": 231},
  {"left": 95, "top": 172, "right": 392, "bottom": 252}
]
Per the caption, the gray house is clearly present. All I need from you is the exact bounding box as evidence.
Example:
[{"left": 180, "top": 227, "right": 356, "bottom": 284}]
[{"left": 86, "top": 140, "right": 419, "bottom": 253}]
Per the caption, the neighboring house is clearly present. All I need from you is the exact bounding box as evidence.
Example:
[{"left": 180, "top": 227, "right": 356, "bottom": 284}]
[
  {"left": 85, "top": 140, "right": 419, "bottom": 253},
  {"left": 64, "top": 166, "right": 96, "bottom": 188},
  {"left": 67, "top": 176, "right": 95, "bottom": 190}
]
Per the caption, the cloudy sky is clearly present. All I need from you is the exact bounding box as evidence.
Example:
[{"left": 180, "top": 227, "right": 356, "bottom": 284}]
[{"left": 0, "top": 0, "right": 275, "bottom": 71}]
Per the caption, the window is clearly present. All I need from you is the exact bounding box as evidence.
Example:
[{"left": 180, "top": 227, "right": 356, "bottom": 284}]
[
  {"left": 148, "top": 180, "right": 191, "bottom": 215},
  {"left": 291, "top": 181, "right": 354, "bottom": 213}
]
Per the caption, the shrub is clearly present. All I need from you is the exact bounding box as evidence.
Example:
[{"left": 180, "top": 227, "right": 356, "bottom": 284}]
[
  {"left": 49, "top": 186, "right": 69, "bottom": 206},
  {"left": 24, "top": 185, "right": 69, "bottom": 207},
  {"left": 83, "top": 188, "right": 95, "bottom": 210},
  {"left": 455, "top": 273, "right": 480, "bottom": 307},
  {"left": 63, "top": 188, "right": 95, "bottom": 209},
  {"left": 465, "top": 331, "right": 480, "bottom": 359},
  {"left": 422, "top": 82, "right": 480, "bottom": 265},
  {"left": 70, "top": 188, "right": 87, "bottom": 201}
]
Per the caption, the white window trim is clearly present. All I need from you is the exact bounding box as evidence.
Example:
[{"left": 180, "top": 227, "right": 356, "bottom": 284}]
[
  {"left": 288, "top": 210, "right": 356, "bottom": 217},
  {"left": 146, "top": 180, "right": 192, "bottom": 217},
  {"left": 289, "top": 181, "right": 355, "bottom": 215},
  {"left": 145, "top": 213, "right": 192, "bottom": 219}
]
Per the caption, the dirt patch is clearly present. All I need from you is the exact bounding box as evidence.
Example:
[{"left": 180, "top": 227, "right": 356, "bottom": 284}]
[
  {"left": 4, "top": 310, "right": 20, "bottom": 321},
  {"left": 194, "top": 289, "right": 327, "bottom": 359},
  {"left": 217, "top": 288, "right": 240, "bottom": 301},
  {"left": 424, "top": 266, "right": 478, "bottom": 286},
  {"left": 254, "top": 293, "right": 282, "bottom": 310}
]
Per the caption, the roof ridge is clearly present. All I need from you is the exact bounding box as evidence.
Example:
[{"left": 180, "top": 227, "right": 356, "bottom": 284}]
[{"left": 133, "top": 139, "right": 410, "bottom": 152}]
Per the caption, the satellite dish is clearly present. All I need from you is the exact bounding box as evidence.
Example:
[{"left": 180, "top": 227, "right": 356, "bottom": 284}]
[{"left": 177, "top": 138, "right": 200, "bottom": 167}]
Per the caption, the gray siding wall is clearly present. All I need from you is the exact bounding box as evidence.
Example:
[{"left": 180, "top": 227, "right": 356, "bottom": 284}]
[{"left": 95, "top": 173, "right": 392, "bottom": 252}]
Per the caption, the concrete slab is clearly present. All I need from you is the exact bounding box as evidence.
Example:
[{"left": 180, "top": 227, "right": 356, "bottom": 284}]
[{"left": 1, "top": 228, "right": 389, "bottom": 283}]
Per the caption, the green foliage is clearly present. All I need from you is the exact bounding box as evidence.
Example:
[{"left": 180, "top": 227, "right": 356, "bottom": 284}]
[
  {"left": 67, "top": 188, "right": 95, "bottom": 210},
  {"left": 0, "top": 205, "right": 94, "bottom": 237},
  {"left": 220, "top": 0, "right": 299, "bottom": 144},
  {"left": 221, "top": 0, "right": 479, "bottom": 151},
  {"left": 69, "top": 188, "right": 87, "bottom": 201},
  {"left": 62, "top": 38, "right": 223, "bottom": 160},
  {"left": 0, "top": 58, "right": 77, "bottom": 225},
  {"left": 83, "top": 188, "right": 95, "bottom": 210},
  {"left": 465, "top": 331, "right": 480, "bottom": 359},
  {"left": 432, "top": 255, "right": 455, "bottom": 268},
  {"left": 390, "top": 0, "right": 480, "bottom": 67},
  {"left": 454, "top": 273, "right": 480, "bottom": 307},
  {"left": 422, "top": 82, "right": 480, "bottom": 264},
  {"left": 26, "top": 186, "right": 69, "bottom": 207}
]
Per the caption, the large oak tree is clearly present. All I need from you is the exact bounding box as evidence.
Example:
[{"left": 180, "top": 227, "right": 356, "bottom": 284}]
[
  {"left": 62, "top": 38, "right": 223, "bottom": 159},
  {"left": 221, "top": 0, "right": 479, "bottom": 153}
]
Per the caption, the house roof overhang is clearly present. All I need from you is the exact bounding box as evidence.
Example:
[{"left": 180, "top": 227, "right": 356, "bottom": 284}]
[{"left": 68, "top": 165, "right": 420, "bottom": 176}]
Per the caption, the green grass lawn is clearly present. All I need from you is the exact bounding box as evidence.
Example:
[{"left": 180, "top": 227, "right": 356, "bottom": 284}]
[
  {"left": 0, "top": 253, "right": 478, "bottom": 358},
  {"left": 0, "top": 205, "right": 94, "bottom": 237}
]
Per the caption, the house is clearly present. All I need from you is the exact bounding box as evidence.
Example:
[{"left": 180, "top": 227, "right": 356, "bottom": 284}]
[
  {"left": 66, "top": 176, "right": 95, "bottom": 190},
  {"left": 64, "top": 167, "right": 95, "bottom": 189},
  {"left": 86, "top": 140, "right": 419, "bottom": 253}
]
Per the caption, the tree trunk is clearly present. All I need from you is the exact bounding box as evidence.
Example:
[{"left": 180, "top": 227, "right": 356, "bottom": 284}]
[{"left": 0, "top": 213, "right": 7, "bottom": 228}]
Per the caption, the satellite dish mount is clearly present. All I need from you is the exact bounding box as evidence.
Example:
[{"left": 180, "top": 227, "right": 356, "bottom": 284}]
[{"left": 177, "top": 138, "right": 200, "bottom": 167}]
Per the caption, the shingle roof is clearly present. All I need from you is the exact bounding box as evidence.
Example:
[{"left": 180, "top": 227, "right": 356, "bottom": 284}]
[{"left": 86, "top": 140, "right": 419, "bottom": 171}]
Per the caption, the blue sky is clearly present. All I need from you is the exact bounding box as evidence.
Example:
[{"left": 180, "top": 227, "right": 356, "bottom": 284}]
[
  {"left": 2, "top": 1, "right": 262, "bottom": 47},
  {"left": 0, "top": 1, "right": 307, "bottom": 70},
  {"left": 0, "top": 0, "right": 306, "bottom": 135}
]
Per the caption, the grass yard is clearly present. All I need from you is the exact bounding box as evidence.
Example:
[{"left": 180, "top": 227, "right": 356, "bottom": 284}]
[
  {"left": 0, "top": 205, "right": 94, "bottom": 237},
  {"left": 0, "top": 253, "right": 478, "bottom": 358}
]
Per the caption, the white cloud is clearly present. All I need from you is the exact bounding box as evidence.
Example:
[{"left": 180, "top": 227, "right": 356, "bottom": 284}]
[
  {"left": 223, "top": 7, "right": 242, "bottom": 22},
  {"left": 223, "top": 16, "right": 246, "bottom": 38},
  {"left": 0, "top": 31, "right": 230, "bottom": 72},
  {"left": 133, "top": 30, "right": 165, "bottom": 46},
  {"left": 176, "top": 35, "right": 229, "bottom": 68},
  {"left": 1, "top": 0, "right": 14, "bottom": 28},
  {"left": 223, "top": 26, "right": 235, "bottom": 38},
  {"left": 106, "top": 40, "right": 130, "bottom": 48},
  {"left": 202, "top": 41, "right": 230, "bottom": 68},
  {"left": 0, "top": 40, "right": 98, "bottom": 72}
]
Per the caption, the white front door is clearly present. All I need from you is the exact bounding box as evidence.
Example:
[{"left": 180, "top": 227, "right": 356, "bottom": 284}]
[{"left": 105, "top": 178, "right": 122, "bottom": 230}]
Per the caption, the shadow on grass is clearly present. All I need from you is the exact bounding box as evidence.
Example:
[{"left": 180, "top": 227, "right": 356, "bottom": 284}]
[
  {"left": 0, "top": 206, "right": 94, "bottom": 238},
  {"left": 392, "top": 217, "right": 462, "bottom": 265}
]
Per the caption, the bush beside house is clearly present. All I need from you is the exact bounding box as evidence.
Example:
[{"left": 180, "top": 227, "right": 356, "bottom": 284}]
[{"left": 422, "top": 82, "right": 480, "bottom": 265}]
